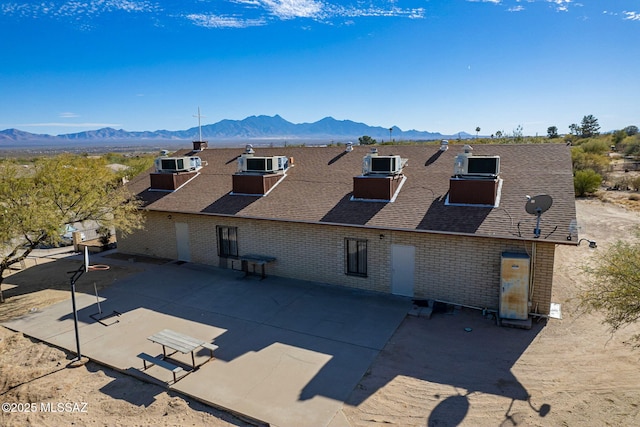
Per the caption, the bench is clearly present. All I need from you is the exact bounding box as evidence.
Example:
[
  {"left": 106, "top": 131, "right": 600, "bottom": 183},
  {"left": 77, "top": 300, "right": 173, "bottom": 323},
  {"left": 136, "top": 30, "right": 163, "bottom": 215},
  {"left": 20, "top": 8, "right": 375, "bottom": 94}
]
[
  {"left": 137, "top": 352, "right": 184, "bottom": 383},
  {"left": 201, "top": 342, "right": 219, "bottom": 359},
  {"left": 239, "top": 254, "right": 276, "bottom": 279}
]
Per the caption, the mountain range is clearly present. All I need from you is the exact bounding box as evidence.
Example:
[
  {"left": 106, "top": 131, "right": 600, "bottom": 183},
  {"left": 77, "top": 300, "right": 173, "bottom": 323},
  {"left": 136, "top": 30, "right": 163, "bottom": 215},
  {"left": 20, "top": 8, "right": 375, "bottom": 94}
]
[{"left": 0, "top": 115, "right": 471, "bottom": 144}]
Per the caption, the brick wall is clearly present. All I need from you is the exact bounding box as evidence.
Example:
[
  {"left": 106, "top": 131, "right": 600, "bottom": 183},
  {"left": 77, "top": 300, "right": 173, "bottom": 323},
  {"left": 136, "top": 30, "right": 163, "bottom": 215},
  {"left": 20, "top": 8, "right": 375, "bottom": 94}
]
[{"left": 118, "top": 211, "right": 556, "bottom": 314}]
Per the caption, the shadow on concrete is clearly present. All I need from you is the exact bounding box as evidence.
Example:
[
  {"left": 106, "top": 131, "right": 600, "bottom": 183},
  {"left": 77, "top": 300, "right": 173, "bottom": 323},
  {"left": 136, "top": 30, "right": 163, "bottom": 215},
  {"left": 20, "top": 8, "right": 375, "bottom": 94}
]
[
  {"left": 417, "top": 194, "right": 492, "bottom": 233},
  {"left": 3, "top": 258, "right": 547, "bottom": 426},
  {"left": 320, "top": 193, "right": 385, "bottom": 225},
  {"left": 346, "top": 313, "right": 549, "bottom": 425}
]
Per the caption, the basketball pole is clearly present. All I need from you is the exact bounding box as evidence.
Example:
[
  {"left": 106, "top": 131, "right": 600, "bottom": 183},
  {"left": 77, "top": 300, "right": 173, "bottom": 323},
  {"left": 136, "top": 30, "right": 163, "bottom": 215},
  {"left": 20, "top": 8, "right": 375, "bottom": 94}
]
[{"left": 66, "top": 247, "right": 90, "bottom": 361}]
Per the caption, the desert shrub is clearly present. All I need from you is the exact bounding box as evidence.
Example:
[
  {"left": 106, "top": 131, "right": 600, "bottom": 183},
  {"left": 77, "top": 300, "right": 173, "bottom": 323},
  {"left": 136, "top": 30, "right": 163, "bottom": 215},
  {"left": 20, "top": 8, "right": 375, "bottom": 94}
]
[
  {"left": 578, "top": 138, "right": 609, "bottom": 155},
  {"left": 622, "top": 136, "right": 640, "bottom": 157},
  {"left": 580, "top": 231, "right": 640, "bottom": 346},
  {"left": 571, "top": 147, "right": 610, "bottom": 175},
  {"left": 574, "top": 169, "right": 602, "bottom": 196},
  {"left": 632, "top": 176, "right": 640, "bottom": 192},
  {"left": 629, "top": 194, "right": 640, "bottom": 201},
  {"left": 611, "top": 176, "right": 632, "bottom": 191}
]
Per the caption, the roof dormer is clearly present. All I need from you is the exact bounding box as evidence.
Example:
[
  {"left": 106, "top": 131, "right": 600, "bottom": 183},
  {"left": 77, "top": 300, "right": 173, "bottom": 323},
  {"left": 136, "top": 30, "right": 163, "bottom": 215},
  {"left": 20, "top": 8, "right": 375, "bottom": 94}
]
[
  {"left": 352, "top": 148, "right": 407, "bottom": 202},
  {"left": 149, "top": 155, "right": 202, "bottom": 191},
  {"left": 448, "top": 145, "right": 502, "bottom": 206},
  {"left": 231, "top": 145, "right": 291, "bottom": 196}
]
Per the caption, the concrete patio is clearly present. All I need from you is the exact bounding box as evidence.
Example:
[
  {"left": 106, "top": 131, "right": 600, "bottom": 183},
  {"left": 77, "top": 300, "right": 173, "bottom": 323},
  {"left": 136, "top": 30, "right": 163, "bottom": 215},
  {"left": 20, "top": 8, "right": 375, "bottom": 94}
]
[{"left": 2, "top": 254, "right": 411, "bottom": 427}]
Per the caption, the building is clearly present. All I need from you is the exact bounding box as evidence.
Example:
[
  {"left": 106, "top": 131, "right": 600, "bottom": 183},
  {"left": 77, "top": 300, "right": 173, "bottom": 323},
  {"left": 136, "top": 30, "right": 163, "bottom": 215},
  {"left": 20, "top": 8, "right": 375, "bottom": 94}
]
[{"left": 119, "top": 141, "right": 577, "bottom": 318}]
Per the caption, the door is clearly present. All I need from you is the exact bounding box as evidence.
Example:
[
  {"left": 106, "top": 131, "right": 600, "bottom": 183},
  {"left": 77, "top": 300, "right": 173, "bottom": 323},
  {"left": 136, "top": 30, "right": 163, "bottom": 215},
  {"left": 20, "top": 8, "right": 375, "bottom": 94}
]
[
  {"left": 391, "top": 244, "right": 415, "bottom": 297},
  {"left": 500, "top": 252, "right": 530, "bottom": 320},
  {"left": 175, "top": 222, "right": 191, "bottom": 262}
]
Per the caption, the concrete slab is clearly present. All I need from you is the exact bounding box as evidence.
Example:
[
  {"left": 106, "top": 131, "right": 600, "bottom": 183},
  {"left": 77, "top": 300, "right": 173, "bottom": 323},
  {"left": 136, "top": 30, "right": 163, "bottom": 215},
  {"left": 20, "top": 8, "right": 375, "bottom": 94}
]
[{"left": 2, "top": 262, "right": 410, "bottom": 427}]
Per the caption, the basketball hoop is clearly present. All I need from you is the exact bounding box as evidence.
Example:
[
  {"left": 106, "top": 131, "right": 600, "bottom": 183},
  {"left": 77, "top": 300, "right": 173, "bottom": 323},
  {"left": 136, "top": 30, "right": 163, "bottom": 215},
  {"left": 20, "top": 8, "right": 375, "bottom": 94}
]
[{"left": 87, "top": 264, "right": 110, "bottom": 271}]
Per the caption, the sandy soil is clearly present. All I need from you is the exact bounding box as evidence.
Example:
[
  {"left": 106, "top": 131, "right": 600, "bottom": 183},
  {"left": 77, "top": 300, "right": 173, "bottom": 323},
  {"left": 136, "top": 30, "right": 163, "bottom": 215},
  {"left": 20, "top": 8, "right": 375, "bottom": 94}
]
[{"left": 1, "top": 198, "right": 640, "bottom": 427}]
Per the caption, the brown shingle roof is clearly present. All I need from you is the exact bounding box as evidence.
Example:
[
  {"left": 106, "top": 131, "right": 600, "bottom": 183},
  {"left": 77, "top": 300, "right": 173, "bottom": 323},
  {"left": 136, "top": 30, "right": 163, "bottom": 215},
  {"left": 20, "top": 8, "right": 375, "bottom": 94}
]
[{"left": 126, "top": 143, "right": 578, "bottom": 244}]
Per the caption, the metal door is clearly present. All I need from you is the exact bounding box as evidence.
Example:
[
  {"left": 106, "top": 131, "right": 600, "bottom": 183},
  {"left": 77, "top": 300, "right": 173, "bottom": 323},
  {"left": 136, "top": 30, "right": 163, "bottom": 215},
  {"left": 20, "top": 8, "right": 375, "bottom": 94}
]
[
  {"left": 391, "top": 244, "right": 415, "bottom": 297},
  {"left": 500, "top": 252, "right": 530, "bottom": 320},
  {"left": 175, "top": 222, "right": 191, "bottom": 262}
]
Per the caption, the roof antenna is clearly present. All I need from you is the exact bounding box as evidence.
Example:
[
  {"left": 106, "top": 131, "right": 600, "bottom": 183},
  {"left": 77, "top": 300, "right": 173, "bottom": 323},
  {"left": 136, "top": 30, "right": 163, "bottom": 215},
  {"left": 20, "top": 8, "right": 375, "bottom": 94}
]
[
  {"left": 193, "top": 107, "right": 206, "bottom": 142},
  {"left": 525, "top": 194, "right": 553, "bottom": 238}
]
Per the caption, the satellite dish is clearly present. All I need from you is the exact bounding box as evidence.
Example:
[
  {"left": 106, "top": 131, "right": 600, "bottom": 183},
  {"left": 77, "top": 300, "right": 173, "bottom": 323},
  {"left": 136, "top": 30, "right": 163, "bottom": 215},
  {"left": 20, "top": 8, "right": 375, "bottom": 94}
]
[
  {"left": 524, "top": 194, "right": 553, "bottom": 238},
  {"left": 525, "top": 194, "right": 553, "bottom": 215}
]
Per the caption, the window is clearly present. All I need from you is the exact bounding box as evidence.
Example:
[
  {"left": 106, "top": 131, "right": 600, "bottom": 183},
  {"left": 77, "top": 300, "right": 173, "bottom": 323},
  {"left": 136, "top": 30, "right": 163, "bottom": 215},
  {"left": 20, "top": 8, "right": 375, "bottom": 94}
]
[
  {"left": 345, "top": 238, "right": 367, "bottom": 277},
  {"left": 217, "top": 226, "right": 238, "bottom": 258}
]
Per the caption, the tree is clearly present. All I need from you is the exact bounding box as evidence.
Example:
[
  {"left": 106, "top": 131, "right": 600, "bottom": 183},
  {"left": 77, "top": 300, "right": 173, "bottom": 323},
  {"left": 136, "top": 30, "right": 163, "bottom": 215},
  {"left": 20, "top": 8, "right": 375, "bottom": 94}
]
[
  {"left": 573, "top": 169, "right": 602, "bottom": 196},
  {"left": 569, "top": 123, "right": 581, "bottom": 136},
  {"left": 475, "top": 127, "right": 480, "bottom": 139},
  {"left": 580, "top": 114, "right": 600, "bottom": 138},
  {"left": 612, "top": 129, "right": 627, "bottom": 146},
  {"left": 358, "top": 135, "right": 377, "bottom": 145},
  {"left": 547, "top": 126, "right": 559, "bottom": 139},
  {"left": 0, "top": 155, "right": 144, "bottom": 302},
  {"left": 580, "top": 233, "right": 640, "bottom": 346},
  {"left": 624, "top": 125, "right": 639, "bottom": 136},
  {"left": 512, "top": 125, "right": 524, "bottom": 142}
]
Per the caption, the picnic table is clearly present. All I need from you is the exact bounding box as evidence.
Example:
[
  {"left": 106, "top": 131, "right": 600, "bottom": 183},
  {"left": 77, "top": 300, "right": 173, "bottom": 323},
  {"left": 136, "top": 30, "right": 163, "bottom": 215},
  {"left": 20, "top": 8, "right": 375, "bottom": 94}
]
[
  {"left": 239, "top": 254, "right": 276, "bottom": 279},
  {"left": 147, "top": 329, "right": 217, "bottom": 370}
]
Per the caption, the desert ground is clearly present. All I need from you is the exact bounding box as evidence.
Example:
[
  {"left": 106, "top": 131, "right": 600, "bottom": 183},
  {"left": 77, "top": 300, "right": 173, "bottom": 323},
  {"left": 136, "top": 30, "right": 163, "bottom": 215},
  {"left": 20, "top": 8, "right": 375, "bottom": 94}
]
[{"left": 1, "top": 196, "right": 639, "bottom": 427}]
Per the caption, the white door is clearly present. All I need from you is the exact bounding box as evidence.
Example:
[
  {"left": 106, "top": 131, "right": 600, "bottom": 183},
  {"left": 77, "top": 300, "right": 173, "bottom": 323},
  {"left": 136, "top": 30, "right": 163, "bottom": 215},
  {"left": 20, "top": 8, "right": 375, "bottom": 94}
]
[
  {"left": 391, "top": 244, "right": 415, "bottom": 297},
  {"left": 175, "top": 222, "right": 191, "bottom": 262}
]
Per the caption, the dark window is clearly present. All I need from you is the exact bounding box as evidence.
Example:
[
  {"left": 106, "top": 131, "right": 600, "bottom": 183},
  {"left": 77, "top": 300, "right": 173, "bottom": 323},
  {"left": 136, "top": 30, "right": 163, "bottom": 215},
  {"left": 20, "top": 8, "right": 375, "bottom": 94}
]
[
  {"left": 246, "top": 158, "right": 265, "bottom": 171},
  {"left": 371, "top": 157, "right": 393, "bottom": 172},
  {"left": 217, "top": 226, "right": 238, "bottom": 258},
  {"left": 345, "top": 238, "right": 367, "bottom": 276},
  {"left": 467, "top": 157, "right": 498, "bottom": 174}
]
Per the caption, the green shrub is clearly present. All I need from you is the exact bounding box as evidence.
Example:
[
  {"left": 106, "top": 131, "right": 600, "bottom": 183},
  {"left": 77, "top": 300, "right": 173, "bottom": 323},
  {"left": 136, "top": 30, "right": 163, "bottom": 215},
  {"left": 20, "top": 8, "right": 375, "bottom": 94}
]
[
  {"left": 574, "top": 169, "right": 602, "bottom": 196},
  {"left": 571, "top": 147, "right": 610, "bottom": 174},
  {"left": 578, "top": 139, "right": 609, "bottom": 155},
  {"left": 622, "top": 136, "right": 640, "bottom": 157}
]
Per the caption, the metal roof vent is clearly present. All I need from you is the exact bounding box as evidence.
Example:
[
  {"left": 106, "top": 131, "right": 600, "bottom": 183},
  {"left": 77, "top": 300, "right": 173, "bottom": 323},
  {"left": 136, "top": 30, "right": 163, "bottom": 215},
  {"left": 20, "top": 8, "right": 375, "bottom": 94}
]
[
  {"left": 439, "top": 140, "right": 449, "bottom": 151},
  {"left": 245, "top": 144, "right": 255, "bottom": 155},
  {"left": 345, "top": 142, "right": 354, "bottom": 152},
  {"left": 370, "top": 147, "right": 379, "bottom": 155},
  {"left": 463, "top": 144, "right": 473, "bottom": 154}
]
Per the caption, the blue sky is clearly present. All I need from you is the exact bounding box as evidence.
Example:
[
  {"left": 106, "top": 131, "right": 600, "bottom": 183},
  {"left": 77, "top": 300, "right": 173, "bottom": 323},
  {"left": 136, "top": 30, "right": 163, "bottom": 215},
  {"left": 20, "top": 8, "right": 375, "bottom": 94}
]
[{"left": 1, "top": 0, "right": 638, "bottom": 137}]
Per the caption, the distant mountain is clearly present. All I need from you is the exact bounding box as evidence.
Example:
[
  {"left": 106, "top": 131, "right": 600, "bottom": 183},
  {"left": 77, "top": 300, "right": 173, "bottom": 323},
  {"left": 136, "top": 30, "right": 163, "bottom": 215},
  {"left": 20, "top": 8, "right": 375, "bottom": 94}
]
[{"left": 0, "top": 115, "right": 469, "bottom": 143}]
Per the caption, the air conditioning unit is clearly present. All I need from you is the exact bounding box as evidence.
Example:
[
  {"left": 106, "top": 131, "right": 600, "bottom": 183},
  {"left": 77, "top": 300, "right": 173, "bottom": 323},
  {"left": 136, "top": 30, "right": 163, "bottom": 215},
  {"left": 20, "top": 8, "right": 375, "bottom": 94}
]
[
  {"left": 155, "top": 156, "right": 202, "bottom": 173},
  {"left": 238, "top": 155, "right": 289, "bottom": 173},
  {"left": 454, "top": 154, "right": 500, "bottom": 178},
  {"left": 363, "top": 155, "right": 404, "bottom": 175}
]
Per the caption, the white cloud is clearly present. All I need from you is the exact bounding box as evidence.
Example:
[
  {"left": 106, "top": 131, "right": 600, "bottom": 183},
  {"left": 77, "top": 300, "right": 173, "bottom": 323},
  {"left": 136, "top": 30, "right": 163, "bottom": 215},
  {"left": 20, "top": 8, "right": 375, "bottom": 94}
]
[
  {"left": 261, "top": 0, "right": 324, "bottom": 19},
  {"left": 623, "top": 11, "right": 640, "bottom": 21},
  {"left": 59, "top": 112, "right": 80, "bottom": 118},
  {"left": 546, "top": 0, "right": 572, "bottom": 12},
  {"left": 1, "top": 1, "right": 159, "bottom": 20},
  {"left": 185, "top": 13, "right": 266, "bottom": 28},
  {"left": 508, "top": 5, "right": 525, "bottom": 12}
]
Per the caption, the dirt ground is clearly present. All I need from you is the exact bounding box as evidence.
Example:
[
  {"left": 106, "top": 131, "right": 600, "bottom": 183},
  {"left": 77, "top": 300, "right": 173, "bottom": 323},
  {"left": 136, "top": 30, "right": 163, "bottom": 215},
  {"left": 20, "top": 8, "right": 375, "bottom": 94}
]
[{"left": 1, "top": 198, "right": 640, "bottom": 427}]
